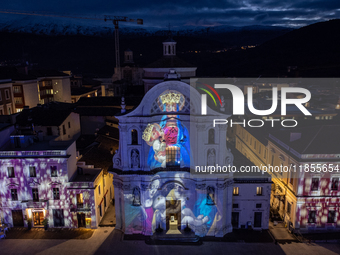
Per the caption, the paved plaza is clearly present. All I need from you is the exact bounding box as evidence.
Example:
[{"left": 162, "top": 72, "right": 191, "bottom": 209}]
[{"left": 1, "top": 227, "right": 340, "bottom": 255}]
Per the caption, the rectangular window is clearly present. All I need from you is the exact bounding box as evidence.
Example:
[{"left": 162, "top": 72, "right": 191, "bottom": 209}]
[
  {"left": 14, "top": 97, "right": 23, "bottom": 104},
  {"left": 13, "top": 86, "right": 22, "bottom": 93},
  {"left": 29, "top": 166, "right": 36, "bottom": 177},
  {"left": 0, "top": 91, "right": 2, "bottom": 101},
  {"left": 287, "top": 202, "right": 292, "bottom": 215},
  {"left": 328, "top": 210, "right": 336, "bottom": 223},
  {"left": 51, "top": 166, "right": 58, "bottom": 177},
  {"left": 32, "top": 188, "right": 39, "bottom": 201},
  {"left": 11, "top": 189, "right": 18, "bottom": 201},
  {"left": 258, "top": 145, "right": 261, "bottom": 154},
  {"left": 256, "top": 187, "right": 263, "bottom": 196},
  {"left": 63, "top": 125, "right": 66, "bottom": 135},
  {"left": 7, "top": 167, "right": 15, "bottom": 178},
  {"left": 250, "top": 137, "right": 252, "bottom": 146},
  {"left": 233, "top": 204, "right": 239, "bottom": 208},
  {"left": 289, "top": 168, "right": 295, "bottom": 185},
  {"left": 271, "top": 155, "right": 274, "bottom": 166},
  {"left": 77, "top": 193, "right": 83, "bottom": 208},
  {"left": 264, "top": 149, "right": 267, "bottom": 159},
  {"left": 233, "top": 187, "right": 239, "bottom": 196},
  {"left": 68, "top": 122, "right": 71, "bottom": 128},
  {"left": 308, "top": 211, "right": 316, "bottom": 223},
  {"left": 5, "top": 89, "right": 10, "bottom": 100},
  {"left": 99, "top": 204, "right": 102, "bottom": 217},
  {"left": 45, "top": 89, "right": 53, "bottom": 94},
  {"left": 311, "top": 178, "right": 319, "bottom": 191},
  {"left": 256, "top": 203, "right": 262, "bottom": 208},
  {"left": 98, "top": 185, "right": 101, "bottom": 195},
  {"left": 53, "top": 188, "right": 60, "bottom": 200},
  {"left": 254, "top": 140, "right": 257, "bottom": 150},
  {"left": 331, "top": 178, "right": 339, "bottom": 191}
]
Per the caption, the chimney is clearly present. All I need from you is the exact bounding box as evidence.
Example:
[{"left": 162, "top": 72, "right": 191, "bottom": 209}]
[{"left": 290, "top": 132, "right": 301, "bottom": 142}]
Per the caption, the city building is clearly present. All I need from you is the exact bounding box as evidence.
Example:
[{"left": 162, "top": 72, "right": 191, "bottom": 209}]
[
  {"left": 0, "top": 79, "right": 15, "bottom": 115},
  {"left": 29, "top": 70, "right": 72, "bottom": 104},
  {"left": 68, "top": 162, "right": 114, "bottom": 228},
  {"left": 234, "top": 121, "right": 340, "bottom": 233},
  {"left": 110, "top": 78, "right": 270, "bottom": 239},
  {"left": 268, "top": 125, "right": 340, "bottom": 233},
  {"left": 0, "top": 103, "right": 110, "bottom": 228}
]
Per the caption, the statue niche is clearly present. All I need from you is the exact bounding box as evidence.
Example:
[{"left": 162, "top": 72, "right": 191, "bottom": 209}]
[
  {"left": 207, "top": 148, "right": 216, "bottom": 166},
  {"left": 131, "top": 149, "right": 140, "bottom": 168}
]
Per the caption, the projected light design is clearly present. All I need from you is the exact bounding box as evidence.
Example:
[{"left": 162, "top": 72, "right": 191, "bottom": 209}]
[
  {"left": 142, "top": 90, "right": 191, "bottom": 169},
  {"left": 124, "top": 172, "right": 220, "bottom": 237},
  {"left": 0, "top": 156, "right": 97, "bottom": 228}
]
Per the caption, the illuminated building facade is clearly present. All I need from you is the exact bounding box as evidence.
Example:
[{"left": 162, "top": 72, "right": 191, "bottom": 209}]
[
  {"left": 0, "top": 105, "right": 112, "bottom": 228},
  {"left": 235, "top": 123, "right": 340, "bottom": 233},
  {"left": 268, "top": 126, "right": 340, "bottom": 233},
  {"left": 111, "top": 80, "right": 271, "bottom": 237}
]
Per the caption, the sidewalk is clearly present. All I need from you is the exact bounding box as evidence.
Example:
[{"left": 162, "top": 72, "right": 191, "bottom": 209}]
[
  {"left": 99, "top": 203, "right": 116, "bottom": 227},
  {"left": 5, "top": 227, "right": 94, "bottom": 239},
  {"left": 302, "top": 231, "right": 340, "bottom": 243},
  {"left": 269, "top": 221, "right": 298, "bottom": 243}
]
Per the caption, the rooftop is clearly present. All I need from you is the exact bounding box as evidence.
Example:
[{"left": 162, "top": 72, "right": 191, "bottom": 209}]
[
  {"left": 16, "top": 102, "right": 75, "bottom": 127},
  {"left": 269, "top": 124, "right": 340, "bottom": 155},
  {"left": 71, "top": 87, "right": 97, "bottom": 96},
  {"left": 69, "top": 167, "right": 102, "bottom": 182},
  {"left": 0, "top": 138, "right": 73, "bottom": 153}
]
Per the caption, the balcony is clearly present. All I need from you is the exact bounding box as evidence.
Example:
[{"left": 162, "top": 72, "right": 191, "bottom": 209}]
[{"left": 70, "top": 203, "right": 91, "bottom": 212}]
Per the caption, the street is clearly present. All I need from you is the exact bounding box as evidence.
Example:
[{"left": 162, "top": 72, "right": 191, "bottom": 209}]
[{"left": 1, "top": 228, "right": 340, "bottom": 255}]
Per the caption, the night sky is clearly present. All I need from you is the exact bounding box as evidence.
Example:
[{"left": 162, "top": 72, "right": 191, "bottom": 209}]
[{"left": 0, "top": 0, "right": 340, "bottom": 28}]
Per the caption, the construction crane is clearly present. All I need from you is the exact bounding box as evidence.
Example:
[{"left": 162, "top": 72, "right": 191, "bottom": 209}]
[
  {"left": 104, "top": 16, "right": 143, "bottom": 80},
  {"left": 0, "top": 10, "right": 143, "bottom": 80}
]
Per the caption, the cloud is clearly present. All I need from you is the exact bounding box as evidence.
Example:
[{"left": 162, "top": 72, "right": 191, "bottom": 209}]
[{"left": 0, "top": 0, "right": 339, "bottom": 28}]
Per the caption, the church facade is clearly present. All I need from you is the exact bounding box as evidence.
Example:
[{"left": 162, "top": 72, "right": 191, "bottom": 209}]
[{"left": 111, "top": 80, "right": 270, "bottom": 237}]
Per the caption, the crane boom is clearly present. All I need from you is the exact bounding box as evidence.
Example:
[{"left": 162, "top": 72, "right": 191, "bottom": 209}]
[{"left": 104, "top": 16, "right": 143, "bottom": 80}]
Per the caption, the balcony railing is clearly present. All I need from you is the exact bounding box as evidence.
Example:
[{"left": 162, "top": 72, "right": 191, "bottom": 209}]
[{"left": 71, "top": 204, "right": 90, "bottom": 212}]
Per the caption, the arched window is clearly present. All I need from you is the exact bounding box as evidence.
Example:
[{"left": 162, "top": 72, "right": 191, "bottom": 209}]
[
  {"left": 208, "top": 129, "right": 215, "bottom": 144},
  {"left": 131, "top": 129, "right": 138, "bottom": 145}
]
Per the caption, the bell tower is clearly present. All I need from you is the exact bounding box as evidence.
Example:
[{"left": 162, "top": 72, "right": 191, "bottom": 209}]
[{"left": 163, "top": 31, "right": 176, "bottom": 56}]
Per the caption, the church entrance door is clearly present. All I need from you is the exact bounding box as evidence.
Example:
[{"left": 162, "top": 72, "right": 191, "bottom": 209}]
[{"left": 165, "top": 200, "right": 181, "bottom": 231}]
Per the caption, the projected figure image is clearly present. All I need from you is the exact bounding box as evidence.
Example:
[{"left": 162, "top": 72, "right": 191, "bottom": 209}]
[
  {"left": 142, "top": 124, "right": 166, "bottom": 168},
  {"left": 124, "top": 175, "right": 161, "bottom": 233},
  {"left": 152, "top": 176, "right": 210, "bottom": 234},
  {"left": 144, "top": 176, "right": 160, "bottom": 232},
  {"left": 143, "top": 90, "right": 191, "bottom": 169}
]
